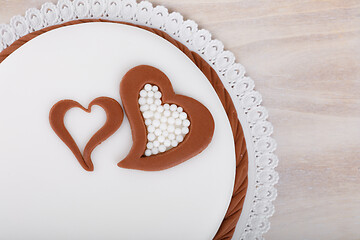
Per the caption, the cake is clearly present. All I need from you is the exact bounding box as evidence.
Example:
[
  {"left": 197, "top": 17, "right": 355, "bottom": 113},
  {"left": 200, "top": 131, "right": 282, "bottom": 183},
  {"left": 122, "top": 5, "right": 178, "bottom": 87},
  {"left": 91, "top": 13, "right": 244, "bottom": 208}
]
[{"left": 0, "top": 1, "right": 278, "bottom": 239}]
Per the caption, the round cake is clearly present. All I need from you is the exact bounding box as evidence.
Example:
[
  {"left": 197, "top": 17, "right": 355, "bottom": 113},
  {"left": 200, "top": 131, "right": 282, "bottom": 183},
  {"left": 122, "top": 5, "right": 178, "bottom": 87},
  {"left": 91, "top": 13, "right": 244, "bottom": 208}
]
[{"left": 0, "top": 1, "right": 278, "bottom": 239}]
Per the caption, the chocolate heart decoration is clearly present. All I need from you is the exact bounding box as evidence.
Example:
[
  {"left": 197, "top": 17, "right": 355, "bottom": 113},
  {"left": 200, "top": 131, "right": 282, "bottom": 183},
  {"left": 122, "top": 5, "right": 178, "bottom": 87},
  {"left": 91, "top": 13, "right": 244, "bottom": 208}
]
[
  {"left": 49, "top": 97, "right": 124, "bottom": 171},
  {"left": 118, "top": 65, "right": 215, "bottom": 171}
]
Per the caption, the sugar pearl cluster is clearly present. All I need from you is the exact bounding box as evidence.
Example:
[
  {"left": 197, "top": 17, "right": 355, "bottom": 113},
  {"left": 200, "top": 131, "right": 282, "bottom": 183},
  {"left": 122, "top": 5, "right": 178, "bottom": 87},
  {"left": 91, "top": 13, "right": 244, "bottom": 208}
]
[{"left": 139, "top": 84, "right": 191, "bottom": 157}]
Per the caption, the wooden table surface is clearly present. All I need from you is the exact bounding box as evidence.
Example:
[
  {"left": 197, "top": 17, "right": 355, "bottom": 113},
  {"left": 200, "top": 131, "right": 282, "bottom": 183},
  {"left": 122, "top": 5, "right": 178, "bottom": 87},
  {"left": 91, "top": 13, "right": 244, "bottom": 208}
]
[{"left": 1, "top": 0, "right": 359, "bottom": 239}]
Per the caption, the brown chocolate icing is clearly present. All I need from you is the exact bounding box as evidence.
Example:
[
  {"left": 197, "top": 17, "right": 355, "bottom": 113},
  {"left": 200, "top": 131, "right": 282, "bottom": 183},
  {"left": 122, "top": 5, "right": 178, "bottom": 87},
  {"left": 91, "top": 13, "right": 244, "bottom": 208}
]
[
  {"left": 0, "top": 19, "right": 248, "bottom": 240},
  {"left": 49, "top": 97, "right": 124, "bottom": 171},
  {"left": 119, "top": 65, "right": 214, "bottom": 171}
]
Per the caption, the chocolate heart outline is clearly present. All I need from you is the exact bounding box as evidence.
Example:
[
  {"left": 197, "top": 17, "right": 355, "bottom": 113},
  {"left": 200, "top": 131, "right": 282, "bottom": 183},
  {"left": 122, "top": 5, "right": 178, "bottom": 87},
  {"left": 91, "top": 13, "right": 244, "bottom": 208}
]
[
  {"left": 118, "top": 65, "right": 215, "bottom": 171},
  {"left": 49, "top": 97, "right": 124, "bottom": 171}
]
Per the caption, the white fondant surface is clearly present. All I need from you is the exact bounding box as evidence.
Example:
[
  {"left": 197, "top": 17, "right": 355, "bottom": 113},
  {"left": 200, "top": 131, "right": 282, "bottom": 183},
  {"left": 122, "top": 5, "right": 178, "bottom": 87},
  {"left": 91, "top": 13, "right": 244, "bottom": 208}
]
[{"left": 0, "top": 23, "right": 235, "bottom": 240}]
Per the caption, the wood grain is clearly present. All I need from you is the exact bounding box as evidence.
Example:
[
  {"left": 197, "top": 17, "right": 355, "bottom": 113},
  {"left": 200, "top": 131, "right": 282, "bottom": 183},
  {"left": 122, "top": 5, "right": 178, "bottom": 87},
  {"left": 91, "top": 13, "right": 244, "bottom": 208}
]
[{"left": 1, "top": 0, "right": 359, "bottom": 239}]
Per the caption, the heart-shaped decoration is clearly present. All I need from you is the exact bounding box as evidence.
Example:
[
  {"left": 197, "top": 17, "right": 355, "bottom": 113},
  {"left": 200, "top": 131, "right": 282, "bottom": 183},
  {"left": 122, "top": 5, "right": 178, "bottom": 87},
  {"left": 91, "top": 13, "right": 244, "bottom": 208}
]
[
  {"left": 118, "top": 65, "right": 215, "bottom": 171},
  {"left": 49, "top": 97, "right": 124, "bottom": 171}
]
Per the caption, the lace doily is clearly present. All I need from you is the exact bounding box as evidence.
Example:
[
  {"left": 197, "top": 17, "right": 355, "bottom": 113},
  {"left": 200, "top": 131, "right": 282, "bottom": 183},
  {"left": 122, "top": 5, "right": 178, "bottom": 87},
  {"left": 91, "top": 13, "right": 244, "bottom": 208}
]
[{"left": 0, "top": 1, "right": 279, "bottom": 239}]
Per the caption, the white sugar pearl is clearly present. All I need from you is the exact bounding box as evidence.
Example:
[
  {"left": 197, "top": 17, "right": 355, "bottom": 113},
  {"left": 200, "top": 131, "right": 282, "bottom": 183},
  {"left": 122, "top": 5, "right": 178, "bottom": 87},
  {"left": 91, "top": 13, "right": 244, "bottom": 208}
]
[
  {"left": 160, "top": 116, "right": 167, "bottom": 123},
  {"left": 153, "top": 141, "right": 160, "bottom": 147},
  {"left": 176, "top": 135, "right": 184, "bottom": 142},
  {"left": 145, "top": 119, "right": 152, "bottom": 126},
  {"left": 154, "top": 112, "right": 161, "bottom": 119},
  {"left": 167, "top": 125, "right": 175, "bottom": 133},
  {"left": 171, "top": 140, "right": 178, "bottom": 147},
  {"left": 175, "top": 128, "right": 182, "bottom": 135},
  {"left": 160, "top": 123, "right": 167, "bottom": 130},
  {"left": 148, "top": 125, "right": 155, "bottom": 133},
  {"left": 140, "top": 84, "right": 190, "bottom": 156},
  {"left": 159, "top": 145, "right": 166, "bottom": 152},
  {"left": 157, "top": 106, "right": 164, "bottom": 113},
  {"left": 164, "top": 110, "right": 171, "bottom": 117},
  {"left": 150, "top": 104, "right": 157, "bottom": 111},
  {"left": 154, "top": 91, "right": 162, "bottom": 99},
  {"left": 183, "top": 119, "right": 191, "bottom": 127},
  {"left": 155, "top": 99, "right": 162, "bottom": 105},
  {"left": 175, "top": 119, "right": 182, "bottom": 126},
  {"left": 168, "top": 133, "right": 175, "bottom": 140},
  {"left": 147, "top": 142, "right": 154, "bottom": 149},
  {"left": 164, "top": 140, "right": 171, "bottom": 147},
  {"left": 147, "top": 91, "right": 154, "bottom": 98},
  {"left": 158, "top": 136, "right": 165, "bottom": 143},
  {"left": 143, "top": 111, "right": 153, "bottom": 119},
  {"left": 153, "top": 119, "right": 160, "bottom": 127},
  {"left": 152, "top": 147, "right": 159, "bottom": 155},
  {"left": 145, "top": 149, "right": 152, "bottom": 156},
  {"left": 167, "top": 117, "right": 175, "bottom": 125},
  {"left": 140, "top": 90, "right": 147, "bottom": 97},
  {"left": 147, "top": 133, "right": 156, "bottom": 141},
  {"left": 182, "top": 127, "right": 189, "bottom": 134},
  {"left": 172, "top": 111, "right": 179, "bottom": 118},
  {"left": 154, "top": 129, "right": 162, "bottom": 136},
  {"left": 145, "top": 84, "right": 152, "bottom": 91},
  {"left": 146, "top": 98, "right": 154, "bottom": 105},
  {"left": 170, "top": 104, "right": 177, "bottom": 111},
  {"left": 140, "top": 105, "right": 149, "bottom": 112},
  {"left": 139, "top": 97, "right": 146, "bottom": 105},
  {"left": 180, "top": 112, "right": 187, "bottom": 120}
]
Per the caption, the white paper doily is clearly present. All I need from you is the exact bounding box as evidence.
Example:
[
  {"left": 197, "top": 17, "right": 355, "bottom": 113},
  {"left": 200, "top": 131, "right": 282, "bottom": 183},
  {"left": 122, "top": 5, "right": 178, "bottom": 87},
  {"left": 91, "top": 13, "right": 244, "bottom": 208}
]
[{"left": 0, "top": 1, "right": 279, "bottom": 239}]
